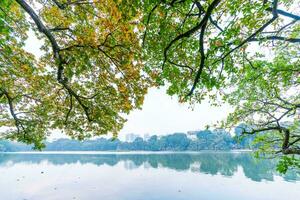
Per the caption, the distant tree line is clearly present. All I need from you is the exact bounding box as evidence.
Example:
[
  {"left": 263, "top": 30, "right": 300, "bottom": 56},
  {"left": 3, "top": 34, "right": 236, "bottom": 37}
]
[{"left": 0, "top": 127, "right": 255, "bottom": 152}]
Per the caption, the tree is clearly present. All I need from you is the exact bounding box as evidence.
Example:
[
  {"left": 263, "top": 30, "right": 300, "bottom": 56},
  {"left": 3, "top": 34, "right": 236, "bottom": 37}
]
[
  {"left": 142, "top": 0, "right": 299, "bottom": 99},
  {"left": 164, "top": 133, "right": 190, "bottom": 150},
  {"left": 142, "top": 0, "right": 299, "bottom": 170},
  {"left": 223, "top": 46, "right": 300, "bottom": 171},
  {"left": 0, "top": 0, "right": 150, "bottom": 148}
]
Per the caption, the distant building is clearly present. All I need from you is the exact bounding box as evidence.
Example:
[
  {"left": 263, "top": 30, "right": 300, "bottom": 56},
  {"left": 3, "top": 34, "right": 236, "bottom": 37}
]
[
  {"left": 187, "top": 131, "right": 198, "bottom": 136},
  {"left": 125, "top": 133, "right": 139, "bottom": 142},
  {"left": 187, "top": 131, "right": 198, "bottom": 140}
]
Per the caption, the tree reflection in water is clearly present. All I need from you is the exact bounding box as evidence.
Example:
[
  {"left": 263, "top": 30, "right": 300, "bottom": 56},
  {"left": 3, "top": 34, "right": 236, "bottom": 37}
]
[{"left": 0, "top": 152, "right": 298, "bottom": 182}]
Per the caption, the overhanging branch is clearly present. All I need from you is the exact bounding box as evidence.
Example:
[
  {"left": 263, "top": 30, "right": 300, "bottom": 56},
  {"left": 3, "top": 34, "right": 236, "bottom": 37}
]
[
  {"left": 16, "top": 0, "right": 92, "bottom": 122},
  {"left": 162, "top": 0, "right": 221, "bottom": 69},
  {"left": 249, "top": 36, "right": 300, "bottom": 43}
]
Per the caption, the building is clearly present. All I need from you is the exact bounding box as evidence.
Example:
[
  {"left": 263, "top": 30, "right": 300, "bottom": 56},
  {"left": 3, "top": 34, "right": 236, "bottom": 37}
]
[
  {"left": 125, "top": 133, "right": 139, "bottom": 142},
  {"left": 187, "top": 131, "right": 199, "bottom": 140}
]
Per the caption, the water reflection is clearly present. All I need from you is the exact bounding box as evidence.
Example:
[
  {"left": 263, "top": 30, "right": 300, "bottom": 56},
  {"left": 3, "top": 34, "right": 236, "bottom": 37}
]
[{"left": 0, "top": 152, "right": 298, "bottom": 182}]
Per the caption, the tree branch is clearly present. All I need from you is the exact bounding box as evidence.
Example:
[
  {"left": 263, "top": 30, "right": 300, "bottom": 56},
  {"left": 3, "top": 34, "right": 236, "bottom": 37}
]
[
  {"left": 249, "top": 36, "right": 300, "bottom": 43},
  {"left": 266, "top": 7, "right": 300, "bottom": 20},
  {"left": 212, "top": 0, "right": 279, "bottom": 66},
  {"left": 65, "top": 95, "right": 73, "bottom": 124},
  {"left": 241, "top": 126, "right": 281, "bottom": 135},
  {"left": 162, "top": 0, "right": 221, "bottom": 69},
  {"left": 16, "top": 0, "right": 92, "bottom": 122},
  {"left": 142, "top": 2, "right": 160, "bottom": 47},
  {"left": 187, "top": 20, "right": 207, "bottom": 96},
  {"left": 0, "top": 88, "right": 26, "bottom": 136}
]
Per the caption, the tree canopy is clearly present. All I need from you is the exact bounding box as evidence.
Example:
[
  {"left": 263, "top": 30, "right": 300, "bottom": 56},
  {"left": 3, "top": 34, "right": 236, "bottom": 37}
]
[
  {"left": 142, "top": 0, "right": 298, "bottom": 99},
  {"left": 141, "top": 0, "right": 299, "bottom": 170},
  {"left": 0, "top": 0, "right": 150, "bottom": 148}
]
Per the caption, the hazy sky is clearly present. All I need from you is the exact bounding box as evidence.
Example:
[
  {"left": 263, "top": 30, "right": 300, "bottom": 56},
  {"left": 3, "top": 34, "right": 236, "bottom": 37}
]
[{"left": 119, "top": 87, "right": 231, "bottom": 138}]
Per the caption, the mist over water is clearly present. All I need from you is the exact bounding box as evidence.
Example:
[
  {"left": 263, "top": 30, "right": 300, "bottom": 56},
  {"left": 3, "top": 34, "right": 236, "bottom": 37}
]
[{"left": 1, "top": 152, "right": 299, "bottom": 200}]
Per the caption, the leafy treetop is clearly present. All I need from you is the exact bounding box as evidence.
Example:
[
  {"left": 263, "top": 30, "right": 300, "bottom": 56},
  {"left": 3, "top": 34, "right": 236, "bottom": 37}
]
[{"left": 0, "top": 0, "right": 151, "bottom": 149}]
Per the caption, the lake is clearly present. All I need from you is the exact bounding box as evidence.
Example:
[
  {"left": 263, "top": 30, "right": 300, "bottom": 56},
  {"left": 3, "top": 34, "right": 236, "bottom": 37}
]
[{"left": 0, "top": 152, "right": 299, "bottom": 200}]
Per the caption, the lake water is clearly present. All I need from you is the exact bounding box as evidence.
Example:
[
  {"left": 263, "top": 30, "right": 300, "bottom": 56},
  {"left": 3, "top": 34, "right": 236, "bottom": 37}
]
[{"left": 0, "top": 152, "right": 299, "bottom": 200}]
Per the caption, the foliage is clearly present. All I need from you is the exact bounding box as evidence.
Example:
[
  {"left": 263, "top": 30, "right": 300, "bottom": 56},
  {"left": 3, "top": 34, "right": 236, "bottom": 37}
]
[
  {"left": 276, "top": 156, "right": 300, "bottom": 174},
  {"left": 142, "top": 0, "right": 300, "bottom": 171},
  {"left": 223, "top": 47, "right": 300, "bottom": 170},
  {"left": 142, "top": 0, "right": 299, "bottom": 99},
  {"left": 0, "top": 0, "right": 151, "bottom": 149}
]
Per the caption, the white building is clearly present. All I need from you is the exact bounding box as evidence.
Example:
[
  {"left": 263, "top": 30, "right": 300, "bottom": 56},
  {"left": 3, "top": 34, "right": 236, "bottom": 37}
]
[{"left": 125, "top": 133, "right": 139, "bottom": 142}]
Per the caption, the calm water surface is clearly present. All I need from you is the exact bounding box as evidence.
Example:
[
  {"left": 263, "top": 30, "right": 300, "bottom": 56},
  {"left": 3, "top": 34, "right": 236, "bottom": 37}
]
[{"left": 0, "top": 152, "right": 299, "bottom": 200}]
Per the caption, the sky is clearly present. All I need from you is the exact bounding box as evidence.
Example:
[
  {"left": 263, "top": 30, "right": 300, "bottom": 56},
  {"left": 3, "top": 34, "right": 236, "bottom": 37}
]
[
  {"left": 24, "top": 30, "right": 232, "bottom": 140},
  {"left": 119, "top": 87, "right": 232, "bottom": 139}
]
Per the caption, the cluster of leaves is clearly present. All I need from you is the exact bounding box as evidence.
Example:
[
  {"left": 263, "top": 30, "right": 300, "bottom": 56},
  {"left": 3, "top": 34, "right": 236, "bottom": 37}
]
[
  {"left": 142, "top": 0, "right": 297, "bottom": 98},
  {"left": 141, "top": 0, "right": 299, "bottom": 171},
  {"left": 0, "top": 1, "right": 46, "bottom": 148},
  {"left": 277, "top": 156, "right": 300, "bottom": 174},
  {"left": 0, "top": 0, "right": 151, "bottom": 149},
  {"left": 223, "top": 46, "right": 300, "bottom": 168}
]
